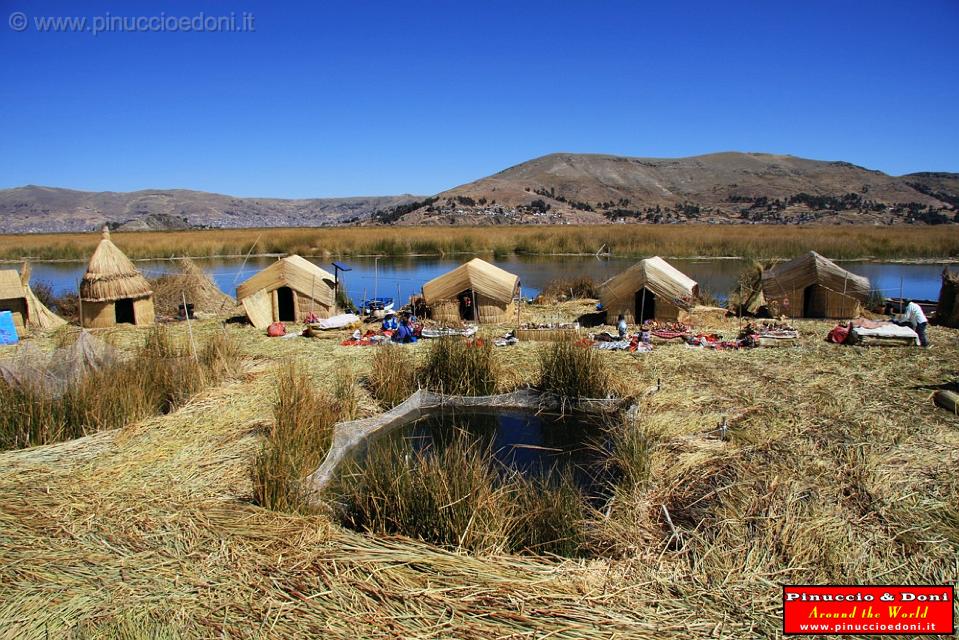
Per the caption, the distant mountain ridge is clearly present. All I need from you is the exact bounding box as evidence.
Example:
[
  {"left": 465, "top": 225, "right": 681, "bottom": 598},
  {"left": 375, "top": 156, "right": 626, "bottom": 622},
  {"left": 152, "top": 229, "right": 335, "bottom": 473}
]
[
  {"left": 1, "top": 152, "right": 957, "bottom": 232},
  {"left": 385, "top": 152, "right": 959, "bottom": 225},
  {"left": 0, "top": 185, "right": 421, "bottom": 233}
]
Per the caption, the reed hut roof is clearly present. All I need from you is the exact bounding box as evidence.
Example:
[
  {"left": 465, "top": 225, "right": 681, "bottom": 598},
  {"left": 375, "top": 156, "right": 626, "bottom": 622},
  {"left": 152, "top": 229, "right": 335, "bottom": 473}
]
[
  {"left": 0, "top": 270, "right": 26, "bottom": 301},
  {"left": 762, "top": 251, "right": 870, "bottom": 299},
  {"left": 79, "top": 227, "right": 153, "bottom": 303},
  {"left": 421, "top": 258, "right": 519, "bottom": 304},
  {"left": 236, "top": 255, "right": 335, "bottom": 306},
  {"left": 598, "top": 256, "right": 698, "bottom": 309}
]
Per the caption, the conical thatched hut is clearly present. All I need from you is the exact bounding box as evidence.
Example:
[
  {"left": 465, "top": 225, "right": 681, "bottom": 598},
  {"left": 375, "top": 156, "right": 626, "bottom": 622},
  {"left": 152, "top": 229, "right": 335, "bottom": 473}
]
[
  {"left": 79, "top": 227, "right": 155, "bottom": 328},
  {"left": 598, "top": 256, "right": 698, "bottom": 323},
  {"left": 236, "top": 255, "right": 335, "bottom": 329},
  {"left": 759, "top": 251, "right": 869, "bottom": 319},
  {"left": 422, "top": 258, "right": 519, "bottom": 324}
]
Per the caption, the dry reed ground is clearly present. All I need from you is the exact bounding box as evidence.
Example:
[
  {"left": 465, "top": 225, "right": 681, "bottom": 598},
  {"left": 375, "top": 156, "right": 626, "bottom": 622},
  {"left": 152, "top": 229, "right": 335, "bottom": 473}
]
[{"left": 0, "top": 304, "right": 957, "bottom": 638}]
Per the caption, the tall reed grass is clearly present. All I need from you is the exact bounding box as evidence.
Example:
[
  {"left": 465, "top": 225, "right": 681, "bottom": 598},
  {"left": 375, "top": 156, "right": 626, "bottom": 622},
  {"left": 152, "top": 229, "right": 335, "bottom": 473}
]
[
  {"left": 366, "top": 346, "right": 417, "bottom": 408},
  {"left": 2, "top": 224, "right": 956, "bottom": 262},
  {"left": 251, "top": 361, "right": 343, "bottom": 513},
  {"left": 0, "top": 327, "right": 241, "bottom": 450},
  {"left": 537, "top": 340, "right": 612, "bottom": 400},
  {"left": 419, "top": 338, "right": 498, "bottom": 395},
  {"left": 332, "top": 426, "right": 592, "bottom": 556}
]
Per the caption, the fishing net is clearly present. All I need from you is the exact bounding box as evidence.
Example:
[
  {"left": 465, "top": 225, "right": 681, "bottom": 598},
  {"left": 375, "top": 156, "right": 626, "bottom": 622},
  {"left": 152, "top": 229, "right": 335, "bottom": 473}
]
[{"left": 0, "top": 331, "right": 116, "bottom": 397}]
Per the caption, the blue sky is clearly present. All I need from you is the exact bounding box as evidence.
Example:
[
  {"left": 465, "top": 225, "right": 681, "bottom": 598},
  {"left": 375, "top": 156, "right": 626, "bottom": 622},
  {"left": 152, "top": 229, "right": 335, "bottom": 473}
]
[{"left": 1, "top": 0, "right": 957, "bottom": 197}]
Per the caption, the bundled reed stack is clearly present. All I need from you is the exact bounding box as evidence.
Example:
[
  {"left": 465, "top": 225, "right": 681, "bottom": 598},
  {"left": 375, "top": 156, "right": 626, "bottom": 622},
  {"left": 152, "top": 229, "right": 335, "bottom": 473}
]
[
  {"left": 151, "top": 258, "right": 236, "bottom": 318},
  {"left": 757, "top": 251, "right": 869, "bottom": 319},
  {"left": 236, "top": 255, "right": 335, "bottom": 328},
  {"left": 421, "top": 258, "right": 519, "bottom": 325},
  {"left": 598, "top": 256, "right": 698, "bottom": 323},
  {"left": 934, "top": 269, "right": 959, "bottom": 328},
  {"left": 79, "top": 227, "right": 155, "bottom": 328}
]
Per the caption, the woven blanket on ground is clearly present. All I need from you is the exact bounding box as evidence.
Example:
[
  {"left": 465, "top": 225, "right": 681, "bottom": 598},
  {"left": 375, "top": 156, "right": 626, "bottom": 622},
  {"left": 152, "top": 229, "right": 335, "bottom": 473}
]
[{"left": 651, "top": 330, "right": 688, "bottom": 340}]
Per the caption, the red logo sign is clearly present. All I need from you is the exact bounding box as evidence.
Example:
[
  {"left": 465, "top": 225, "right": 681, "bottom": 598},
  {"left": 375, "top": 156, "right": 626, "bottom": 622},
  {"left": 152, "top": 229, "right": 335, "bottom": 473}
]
[{"left": 783, "top": 585, "right": 954, "bottom": 635}]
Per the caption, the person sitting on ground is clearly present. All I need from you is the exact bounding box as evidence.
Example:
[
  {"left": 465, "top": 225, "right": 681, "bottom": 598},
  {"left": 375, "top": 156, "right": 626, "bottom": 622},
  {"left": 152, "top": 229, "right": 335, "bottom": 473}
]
[
  {"left": 382, "top": 313, "right": 398, "bottom": 332},
  {"left": 392, "top": 317, "right": 417, "bottom": 343},
  {"left": 896, "top": 299, "right": 930, "bottom": 347},
  {"left": 617, "top": 314, "right": 628, "bottom": 339}
]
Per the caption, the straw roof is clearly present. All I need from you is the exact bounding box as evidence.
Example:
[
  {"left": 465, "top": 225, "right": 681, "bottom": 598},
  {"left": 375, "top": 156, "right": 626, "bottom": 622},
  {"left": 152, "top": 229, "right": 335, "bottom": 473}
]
[
  {"left": 422, "top": 258, "right": 519, "bottom": 304},
  {"left": 79, "top": 227, "right": 153, "bottom": 303},
  {"left": 598, "top": 256, "right": 698, "bottom": 309},
  {"left": 235, "top": 255, "right": 335, "bottom": 307},
  {"left": 762, "top": 251, "right": 870, "bottom": 300},
  {"left": 24, "top": 285, "right": 66, "bottom": 331},
  {"left": 0, "top": 270, "right": 25, "bottom": 301}
]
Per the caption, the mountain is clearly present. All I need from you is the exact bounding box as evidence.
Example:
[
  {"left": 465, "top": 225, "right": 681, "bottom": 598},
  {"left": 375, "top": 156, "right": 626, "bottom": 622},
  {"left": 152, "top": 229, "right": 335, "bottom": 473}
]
[
  {"left": 0, "top": 186, "right": 421, "bottom": 233},
  {"left": 3, "top": 153, "right": 957, "bottom": 233},
  {"left": 383, "top": 152, "right": 959, "bottom": 225}
]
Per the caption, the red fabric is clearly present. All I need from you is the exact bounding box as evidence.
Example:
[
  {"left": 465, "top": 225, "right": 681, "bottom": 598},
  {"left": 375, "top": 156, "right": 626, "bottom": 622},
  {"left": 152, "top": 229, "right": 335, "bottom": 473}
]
[
  {"left": 827, "top": 325, "right": 850, "bottom": 344},
  {"left": 266, "top": 322, "right": 286, "bottom": 337}
]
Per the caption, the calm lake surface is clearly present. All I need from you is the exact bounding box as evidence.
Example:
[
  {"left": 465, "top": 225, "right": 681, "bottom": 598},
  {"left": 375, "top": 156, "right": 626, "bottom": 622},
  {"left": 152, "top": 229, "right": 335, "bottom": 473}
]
[{"left": 27, "top": 255, "right": 951, "bottom": 304}]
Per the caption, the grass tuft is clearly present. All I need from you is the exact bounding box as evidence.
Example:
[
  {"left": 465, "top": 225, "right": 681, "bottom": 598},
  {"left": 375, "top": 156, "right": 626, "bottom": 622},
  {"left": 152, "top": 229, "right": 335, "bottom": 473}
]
[
  {"left": 366, "top": 346, "right": 417, "bottom": 408},
  {"left": 419, "top": 338, "right": 498, "bottom": 395},
  {"left": 251, "top": 360, "right": 340, "bottom": 513},
  {"left": 537, "top": 340, "right": 612, "bottom": 400}
]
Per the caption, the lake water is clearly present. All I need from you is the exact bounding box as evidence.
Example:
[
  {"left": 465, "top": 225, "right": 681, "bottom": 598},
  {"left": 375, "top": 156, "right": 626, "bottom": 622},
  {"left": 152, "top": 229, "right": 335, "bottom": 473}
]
[{"left": 26, "top": 255, "right": 951, "bottom": 304}]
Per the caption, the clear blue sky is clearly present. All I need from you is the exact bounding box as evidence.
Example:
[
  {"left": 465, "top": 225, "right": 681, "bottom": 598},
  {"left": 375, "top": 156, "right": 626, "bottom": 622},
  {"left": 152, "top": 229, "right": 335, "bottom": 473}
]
[{"left": 1, "top": 0, "right": 957, "bottom": 198}]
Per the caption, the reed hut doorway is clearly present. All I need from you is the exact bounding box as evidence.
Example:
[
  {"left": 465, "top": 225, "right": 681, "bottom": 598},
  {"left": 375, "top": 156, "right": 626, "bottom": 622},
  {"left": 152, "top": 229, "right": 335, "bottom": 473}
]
[
  {"left": 457, "top": 290, "right": 475, "bottom": 321},
  {"left": 634, "top": 288, "right": 656, "bottom": 323},
  {"left": 114, "top": 299, "right": 135, "bottom": 324},
  {"left": 276, "top": 286, "right": 296, "bottom": 322}
]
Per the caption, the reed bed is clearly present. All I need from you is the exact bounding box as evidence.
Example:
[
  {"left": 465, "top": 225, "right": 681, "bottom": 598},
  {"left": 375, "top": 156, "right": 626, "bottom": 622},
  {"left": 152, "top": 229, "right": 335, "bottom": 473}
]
[
  {"left": 0, "top": 326, "right": 240, "bottom": 450},
  {"left": 252, "top": 361, "right": 341, "bottom": 513},
  {"left": 0, "top": 310, "right": 956, "bottom": 638},
  {"left": 365, "top": 345, "right": 417, "bottom": 408},
  {"left": 419, "top": 337, "right": 499, "bottom": 395},
  {"left": 2, "top": 224, "right": 958, "bottom": 262},
  {"left": 332, "top": 423, "right": 594, "bottom": 557},
  {"left": 537, "top": 339, "right": 613, "bottom": 400}
]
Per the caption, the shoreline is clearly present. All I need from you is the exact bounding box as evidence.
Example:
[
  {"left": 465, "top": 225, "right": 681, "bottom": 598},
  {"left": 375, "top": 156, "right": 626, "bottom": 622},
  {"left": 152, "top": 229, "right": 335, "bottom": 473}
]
[{"left": 3, "top": 251, "right": 957, "bottom": 266}]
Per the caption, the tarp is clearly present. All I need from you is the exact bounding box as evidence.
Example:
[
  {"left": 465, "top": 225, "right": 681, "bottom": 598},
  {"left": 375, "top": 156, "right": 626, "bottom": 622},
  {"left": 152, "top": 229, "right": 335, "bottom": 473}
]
[{"left": 0, "top": 311, "right": 18, "bottom": 345}]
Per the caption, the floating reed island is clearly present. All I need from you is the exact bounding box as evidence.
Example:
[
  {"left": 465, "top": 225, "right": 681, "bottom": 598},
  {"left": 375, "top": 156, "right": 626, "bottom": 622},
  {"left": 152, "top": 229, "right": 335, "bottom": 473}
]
[{"left": 0, "top": 232, "right": 958, "bottom": 637}]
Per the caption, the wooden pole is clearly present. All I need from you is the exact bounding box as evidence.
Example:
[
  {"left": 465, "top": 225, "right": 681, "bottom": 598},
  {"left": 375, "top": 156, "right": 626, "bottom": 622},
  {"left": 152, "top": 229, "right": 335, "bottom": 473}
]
[
  {"left": 182, "top": 291, "right": 198, "bottom": 363},
  {"left": 639, "top": 288, "right": 647, "bottom": 325},
  {"left": 77, "top": 278, "right": 84, "bottom": 327},
  {"left": 516, "top": 286, "right": 522, "bottom": 328},
  {"left": 471, "top": 288, "right": 478, "bottom": 324},
  {"left": 899, "top": 276, "right": 904, "bottom": 314}
]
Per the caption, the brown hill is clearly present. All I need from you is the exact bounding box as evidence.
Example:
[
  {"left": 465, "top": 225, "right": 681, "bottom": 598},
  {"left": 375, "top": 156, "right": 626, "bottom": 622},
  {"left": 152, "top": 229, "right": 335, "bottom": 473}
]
[
  {"left": 388, "top": 152, "right": 958, "bottom": 225},
  {"left": 0, "top": 186, "right": 421, "bottom": 233}
]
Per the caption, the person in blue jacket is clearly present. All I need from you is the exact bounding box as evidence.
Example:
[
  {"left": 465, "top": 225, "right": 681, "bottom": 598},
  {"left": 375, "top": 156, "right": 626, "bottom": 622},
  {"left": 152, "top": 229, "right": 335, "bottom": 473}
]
[
  {"left": 382, "top": 313, "right": 398, "bottom": 331},
  {"left": 392, "top": 317, "right": 417, "bottom": 343}
]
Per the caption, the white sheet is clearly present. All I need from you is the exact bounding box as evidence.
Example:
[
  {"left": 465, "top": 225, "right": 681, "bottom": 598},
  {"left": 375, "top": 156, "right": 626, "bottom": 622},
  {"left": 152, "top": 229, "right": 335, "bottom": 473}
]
[{"left": 851, "top": 324, "right": 919, "bottom": 344}]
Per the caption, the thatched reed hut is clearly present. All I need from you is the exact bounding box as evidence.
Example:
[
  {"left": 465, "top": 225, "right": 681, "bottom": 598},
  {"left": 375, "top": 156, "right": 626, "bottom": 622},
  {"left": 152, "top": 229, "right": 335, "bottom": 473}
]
[
  {"left": 935, "top": 269, "right": 959, "bottom": 328},
  {"left": 151, "top": 258, "right": 236, "bottom": 318},
  {"left": 758, "top": 251, "right": 869, "bottom": 319},
  {"left": 236, "top": 255, "right": 335, "bottom": 329},
  {"left": 79, "top": 228, "right": 155, "bottom": 328},
  {"left": 598, "top": 256, "right": 698, "bottom": 323},
  {"left": 422, "top": 258, "right": 519, "bottom": 324},
  {"left": 0, "top": 270, "right": 29, "bottom": 336}
]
